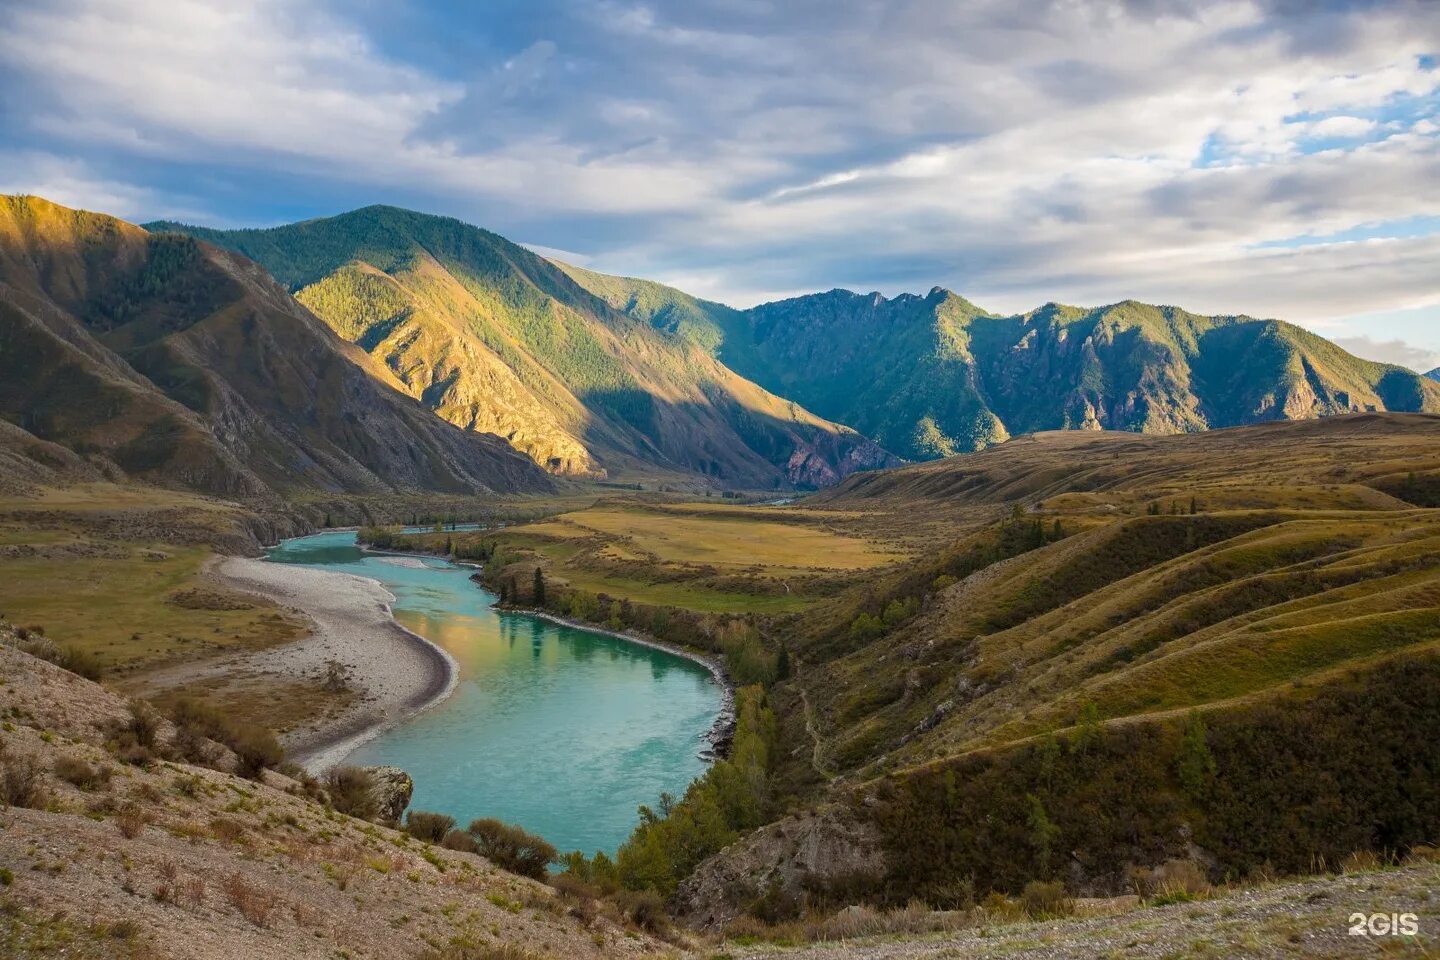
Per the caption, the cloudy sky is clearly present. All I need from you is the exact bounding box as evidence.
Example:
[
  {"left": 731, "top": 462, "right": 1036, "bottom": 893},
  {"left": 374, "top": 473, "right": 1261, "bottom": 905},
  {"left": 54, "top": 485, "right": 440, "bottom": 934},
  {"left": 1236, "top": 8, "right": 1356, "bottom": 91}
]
[{"left": 2, "top": 0, "right": 1437, "bottom": 367}]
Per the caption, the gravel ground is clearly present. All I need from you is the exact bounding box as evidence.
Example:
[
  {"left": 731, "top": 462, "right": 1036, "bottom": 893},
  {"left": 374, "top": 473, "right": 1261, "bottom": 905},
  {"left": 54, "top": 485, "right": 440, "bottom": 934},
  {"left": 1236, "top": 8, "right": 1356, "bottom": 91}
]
[{"left": 722, "top": 862, "right": 1440, "bottom": 959}]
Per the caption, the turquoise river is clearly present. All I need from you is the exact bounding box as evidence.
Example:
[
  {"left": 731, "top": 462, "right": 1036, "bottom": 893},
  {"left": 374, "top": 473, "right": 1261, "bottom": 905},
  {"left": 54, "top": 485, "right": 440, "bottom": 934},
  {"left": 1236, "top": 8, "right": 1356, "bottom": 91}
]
[{"left": 265, "top": 530, "right": 722, "bottom": 856}]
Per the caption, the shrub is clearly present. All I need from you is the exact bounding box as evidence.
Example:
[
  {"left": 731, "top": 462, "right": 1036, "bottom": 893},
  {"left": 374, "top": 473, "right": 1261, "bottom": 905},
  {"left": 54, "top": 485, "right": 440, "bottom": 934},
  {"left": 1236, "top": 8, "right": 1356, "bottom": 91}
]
[
  {"left": 166, "top": 696, "right": 284, "bottom": 778},
  {"left": 125, "top": 700, "right": 161, "bottom": 750},
  {"left": 54, "top": 755, "right": 110, "bottom": 791},
  {"left": 615, "top": 888, "right": 669, "bottom": 935},
  {"left": 1150, "top": 859, "right": 1211, "bottom": 904},
  {"left": 441, "top": 828, "right": 479, "bottom": 854},
  {"left": 324, "top": 766, "right": 377, "bottom": 819},
  {"left": 405, "top": 810, "right": 456, "bottom": 843},
  {"left": 230, "top": 728, "right": 283, "bottom": 780},
  {"left": 0, "top": 745, "right": 47, "bottom": 808},
  {"left": 467, "top": 818, "right": 557, "bottom": 880},
  {"left": 1020, "top": 880, "right": 1073, "bottom": 918},
  {"left": 222, "top": 872, "right": 277, "bottom": 927},
  {"left": 115, "top": 804, "right": 148, "bottom": 839}
]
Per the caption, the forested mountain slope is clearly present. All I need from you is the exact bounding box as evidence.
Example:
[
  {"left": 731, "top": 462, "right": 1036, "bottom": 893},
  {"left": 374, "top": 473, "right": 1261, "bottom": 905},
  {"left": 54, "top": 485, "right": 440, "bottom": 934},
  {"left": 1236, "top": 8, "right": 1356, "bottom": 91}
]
[{"left": 562, "top": 269, "right": 1440, "bottom": 461}]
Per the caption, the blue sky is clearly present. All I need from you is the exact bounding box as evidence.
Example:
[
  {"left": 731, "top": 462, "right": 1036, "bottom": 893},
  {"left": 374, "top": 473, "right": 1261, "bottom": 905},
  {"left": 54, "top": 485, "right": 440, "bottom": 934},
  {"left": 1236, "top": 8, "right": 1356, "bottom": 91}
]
[{"left": 2, "top": 0, "right": 1437, "bottom": 367}]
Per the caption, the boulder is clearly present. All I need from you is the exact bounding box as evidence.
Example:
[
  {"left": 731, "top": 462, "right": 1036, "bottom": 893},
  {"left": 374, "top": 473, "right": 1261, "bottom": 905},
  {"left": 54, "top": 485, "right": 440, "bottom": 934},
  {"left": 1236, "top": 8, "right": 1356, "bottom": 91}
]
[{"left": 364, "top": 765, "right": 414, "bottom": 824}]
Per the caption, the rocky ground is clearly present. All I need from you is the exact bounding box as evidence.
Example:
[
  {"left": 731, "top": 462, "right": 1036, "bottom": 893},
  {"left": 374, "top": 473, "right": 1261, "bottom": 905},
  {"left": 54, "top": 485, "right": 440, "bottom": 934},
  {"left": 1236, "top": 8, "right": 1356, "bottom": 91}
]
[{"left": 719, "top": 862, "right": 1440, "bottom": 959}]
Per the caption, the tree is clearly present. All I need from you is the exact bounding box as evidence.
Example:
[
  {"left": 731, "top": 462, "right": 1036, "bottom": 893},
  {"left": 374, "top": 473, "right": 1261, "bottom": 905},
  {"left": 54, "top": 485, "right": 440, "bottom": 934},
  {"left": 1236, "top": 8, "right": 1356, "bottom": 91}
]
[
  {"left": 1025, "top": 793, "right": 1060, "bottom": 874},
  {"left": 532, "top": 567, "right": 546, "bottom": 606},
  {"left": 1190, "top": 496, "right": 1199, "bottom": 515},
  {"left": 775, "top": 647, "right": 792, "bottom": 681}
]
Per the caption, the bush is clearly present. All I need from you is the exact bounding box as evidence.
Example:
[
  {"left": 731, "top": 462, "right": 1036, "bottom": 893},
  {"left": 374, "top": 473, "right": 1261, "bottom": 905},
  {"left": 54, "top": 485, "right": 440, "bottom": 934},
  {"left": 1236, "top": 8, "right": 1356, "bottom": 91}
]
[
  {"left": 467, "top": 818, "right": 557, "bottom": 879},
  {"left": 1150, "top": 859, "right": 1211, "bottom": 904},
  {"left": 1020, "top": 880, "right": 1073, "bottom": 918},
  {"left": 0, "top": 745, "right": 46, "bottom": 808},
  {"left": 165, "top": 696, "right": 283, "bottom": 778},
  {"left": 222, "top": 872, "right": 277, "bottom": 927},
  {"left": 441, "top": 828, "right": 479, "bottom": 854},
  {"left": 324, "top": 766, "right": 377, "bottom": 819},
  {"left": 54, "top": 755, "right": 110, "bottom": 791},
  {"left": 616, "top": 888, "right": 670, "bottom": 934},
  {"left": 230, "top": 728, "right": 283, "bottom": 780},
  {"left": 405, "top": 810, "right": 456, "bottom": 843},
  {"left": 115, "top": 804, "right": 148, "bottom": 839}
]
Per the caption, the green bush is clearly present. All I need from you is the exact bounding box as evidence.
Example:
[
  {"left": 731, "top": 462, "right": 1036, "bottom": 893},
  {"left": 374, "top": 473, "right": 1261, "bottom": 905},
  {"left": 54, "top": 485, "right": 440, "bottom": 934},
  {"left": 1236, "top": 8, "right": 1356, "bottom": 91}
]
[
  {"left": 405, "top": 810, "right": 457, "bottom": 843},
  {"left": 467, "top": 818, "right": 557, "bottom": 879}
]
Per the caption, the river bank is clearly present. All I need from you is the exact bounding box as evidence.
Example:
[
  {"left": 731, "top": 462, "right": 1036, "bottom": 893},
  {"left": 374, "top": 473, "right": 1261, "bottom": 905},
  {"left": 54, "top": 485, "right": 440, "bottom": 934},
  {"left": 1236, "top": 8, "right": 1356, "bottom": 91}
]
[{"left": 210, "top": 557, "right": 458, "bottom": 772}]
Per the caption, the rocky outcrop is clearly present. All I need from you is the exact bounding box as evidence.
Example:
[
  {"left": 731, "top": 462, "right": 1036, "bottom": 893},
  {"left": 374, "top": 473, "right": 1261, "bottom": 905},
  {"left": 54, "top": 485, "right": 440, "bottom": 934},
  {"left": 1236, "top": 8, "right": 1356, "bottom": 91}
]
[
  {"left": 364, "top": 765, "right": 414, "bottom": 825},
  {"left": 672, "top": 806, "right": 888, "bottom": 929}
]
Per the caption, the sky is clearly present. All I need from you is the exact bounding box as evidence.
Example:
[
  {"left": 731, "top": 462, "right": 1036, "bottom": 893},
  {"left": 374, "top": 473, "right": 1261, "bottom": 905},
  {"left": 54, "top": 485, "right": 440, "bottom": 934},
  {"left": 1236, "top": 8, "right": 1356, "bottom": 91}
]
[{"left": 1, "top": 0, "right": 1437, "bottom": 368}]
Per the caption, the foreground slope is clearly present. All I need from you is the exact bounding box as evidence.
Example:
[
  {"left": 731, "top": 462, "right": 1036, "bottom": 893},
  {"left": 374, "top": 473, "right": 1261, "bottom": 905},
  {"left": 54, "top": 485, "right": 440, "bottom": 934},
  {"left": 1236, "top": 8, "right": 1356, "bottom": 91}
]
[
  {"left": 560, "top": 268, "right": 1440, "bottom": 461},
  {"left": 0, "top": 196, "right": 550, "bottom": 497},
  {"left": 0, "top": 629, "right": 665, "bottom": 960},
  {"left": 153, "top": 207, "right": 896, "bottom": 488}
]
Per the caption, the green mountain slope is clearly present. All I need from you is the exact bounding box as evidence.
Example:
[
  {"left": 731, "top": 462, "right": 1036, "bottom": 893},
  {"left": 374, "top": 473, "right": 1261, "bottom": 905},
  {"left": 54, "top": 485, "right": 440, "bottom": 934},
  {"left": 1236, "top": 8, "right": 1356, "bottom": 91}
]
[
  {"left": 152, "top": 208, "right": 897, "bottom": 489},
  {"left": 558, "top": 270, "right": 1440, "bottom": 462},
  {"left": 0, "top": 196, "right": 550, "bottom": 497}
]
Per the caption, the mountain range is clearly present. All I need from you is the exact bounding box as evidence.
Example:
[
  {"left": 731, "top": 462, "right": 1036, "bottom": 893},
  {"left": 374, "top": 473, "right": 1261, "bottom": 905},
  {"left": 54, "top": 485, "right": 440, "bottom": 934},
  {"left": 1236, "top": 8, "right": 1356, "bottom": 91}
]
[
  {"left": 2, "top": 193, "right": 1434, "bottom": 501},
  {"left": 562, "top": 271, "right": 1440, "bottom": 462},
  {"left": 150, "top": 207, "right": 895, "bottom": 489}
]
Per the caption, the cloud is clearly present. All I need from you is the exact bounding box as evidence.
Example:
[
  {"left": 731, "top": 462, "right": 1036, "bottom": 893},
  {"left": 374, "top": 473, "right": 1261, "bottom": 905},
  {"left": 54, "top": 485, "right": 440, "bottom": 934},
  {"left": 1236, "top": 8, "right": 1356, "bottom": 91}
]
[
  {"left": 1332, "top": 335, "right": 1440, "bottom": 372},
  {"left": 0, "top": 0, "right": 1436, "bottom": 353}
]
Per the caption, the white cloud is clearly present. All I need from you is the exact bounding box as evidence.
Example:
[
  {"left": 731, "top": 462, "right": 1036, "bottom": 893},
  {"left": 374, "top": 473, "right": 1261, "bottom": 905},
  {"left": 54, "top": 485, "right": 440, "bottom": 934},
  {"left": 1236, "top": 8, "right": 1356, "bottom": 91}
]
[{"left": 0, "top": 0, "right": 1436, "bottom": 353}]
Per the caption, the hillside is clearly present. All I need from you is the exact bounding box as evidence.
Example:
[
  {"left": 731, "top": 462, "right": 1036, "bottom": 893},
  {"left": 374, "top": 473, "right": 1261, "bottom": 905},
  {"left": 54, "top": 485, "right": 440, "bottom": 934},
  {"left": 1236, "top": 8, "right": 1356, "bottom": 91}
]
[
  {"left": 560, "top": 270, "right": 1440, "bottom": 461},
  {"left": 151, "top": 207, "right": 896, "bottom": 489},
  {"left": 503, "top": 414, "right": 1440, "bottom": 925},
  {"left": 0, "top": 196, "right": 550, "bottom": 498},
  {"left": 0, "top": 627, "right": 670, "bottom": 959}
]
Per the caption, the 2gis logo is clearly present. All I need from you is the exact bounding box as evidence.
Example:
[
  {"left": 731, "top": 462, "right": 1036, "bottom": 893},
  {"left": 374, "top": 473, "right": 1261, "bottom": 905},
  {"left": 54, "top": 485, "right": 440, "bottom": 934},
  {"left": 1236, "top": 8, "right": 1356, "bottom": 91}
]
[{"left": 1348, "top": 912, "right": 1420, "bottom": 937}]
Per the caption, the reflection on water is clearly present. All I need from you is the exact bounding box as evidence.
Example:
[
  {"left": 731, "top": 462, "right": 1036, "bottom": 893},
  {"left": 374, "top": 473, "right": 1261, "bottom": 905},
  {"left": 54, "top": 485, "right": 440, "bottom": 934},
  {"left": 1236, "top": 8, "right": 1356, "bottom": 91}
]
[{"left": 266, "top": 530, "right": 720, "bottom": 856}]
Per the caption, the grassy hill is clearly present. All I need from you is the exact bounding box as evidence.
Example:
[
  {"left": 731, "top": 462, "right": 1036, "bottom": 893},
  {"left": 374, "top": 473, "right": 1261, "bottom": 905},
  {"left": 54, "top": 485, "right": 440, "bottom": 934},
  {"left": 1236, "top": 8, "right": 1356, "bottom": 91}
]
[
  {"left": 151, "top": 207, "right": 897, "bottom": 489},
  {"left": 558, "top": 269, "right": 1440, "bottom": 461},
  {"left": 0, "top": 196, "right": 550, "bottom": 498},
  {"left": 498, "top": 414, "right": 1440, "bottom": 922}
]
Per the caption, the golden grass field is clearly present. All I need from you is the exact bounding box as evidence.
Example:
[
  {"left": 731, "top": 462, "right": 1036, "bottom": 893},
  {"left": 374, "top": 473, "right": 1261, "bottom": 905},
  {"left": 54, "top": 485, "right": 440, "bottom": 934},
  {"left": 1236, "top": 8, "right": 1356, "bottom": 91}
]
[
  {"left": 0, "top": 483, "right": 309, "bottom": 726},
  {"left": 475, "top": 499, "right": 909, "bottom": 614}
]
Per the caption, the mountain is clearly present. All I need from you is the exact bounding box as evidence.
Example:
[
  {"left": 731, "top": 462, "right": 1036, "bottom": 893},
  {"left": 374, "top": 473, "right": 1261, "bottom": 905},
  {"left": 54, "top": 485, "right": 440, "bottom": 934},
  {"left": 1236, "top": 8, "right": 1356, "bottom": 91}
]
[
  {"left": 151, "top": 207, "right": 897, "bottom": 489},
  {"left": 559, "top": 272, "right": 1440, "bottom": 462},
  {"left": 1428, "top": 367, "right": 1440, "bottom": 382},
  {"left": 0, "top": 196, "right": 550, "bottom": 497}
]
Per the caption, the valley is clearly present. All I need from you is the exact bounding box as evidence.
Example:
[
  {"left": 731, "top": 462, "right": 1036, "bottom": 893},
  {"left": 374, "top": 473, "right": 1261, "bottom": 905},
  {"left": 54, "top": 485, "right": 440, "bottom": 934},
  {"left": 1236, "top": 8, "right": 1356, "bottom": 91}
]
[{"left": 1, "top": 192, "right": 1438, "bottom": 959}]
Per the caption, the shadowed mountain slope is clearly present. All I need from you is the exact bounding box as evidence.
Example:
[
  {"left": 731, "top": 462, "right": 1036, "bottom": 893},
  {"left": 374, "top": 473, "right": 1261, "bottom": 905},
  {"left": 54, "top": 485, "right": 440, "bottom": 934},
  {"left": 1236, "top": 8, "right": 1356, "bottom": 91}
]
[
  {"left": 0, "top": 196, "right": 550, "bottom": 497},
  {"left": 153, "top": 207, "right": 897, "bottom": 489}
]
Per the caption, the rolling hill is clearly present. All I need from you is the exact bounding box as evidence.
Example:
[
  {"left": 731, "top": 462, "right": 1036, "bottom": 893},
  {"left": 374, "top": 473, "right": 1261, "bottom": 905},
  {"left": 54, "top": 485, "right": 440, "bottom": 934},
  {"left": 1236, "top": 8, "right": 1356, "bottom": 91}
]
[
  {"left": 666, "top": 413, "right": 1440, "bottom": 918},
  {"left": 560, "top": 270, "right": 1440, "bottom": 461},
  {"left": 151, "top": 207, "right": 897, "bottom": 489}
]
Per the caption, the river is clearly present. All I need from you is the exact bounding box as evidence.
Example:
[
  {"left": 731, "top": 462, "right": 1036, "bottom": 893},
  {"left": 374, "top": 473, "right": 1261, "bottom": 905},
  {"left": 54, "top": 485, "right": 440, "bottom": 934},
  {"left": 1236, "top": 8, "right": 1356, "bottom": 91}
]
[{"left": 264, "top": 530, "right": 722, "bottom": 856}]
